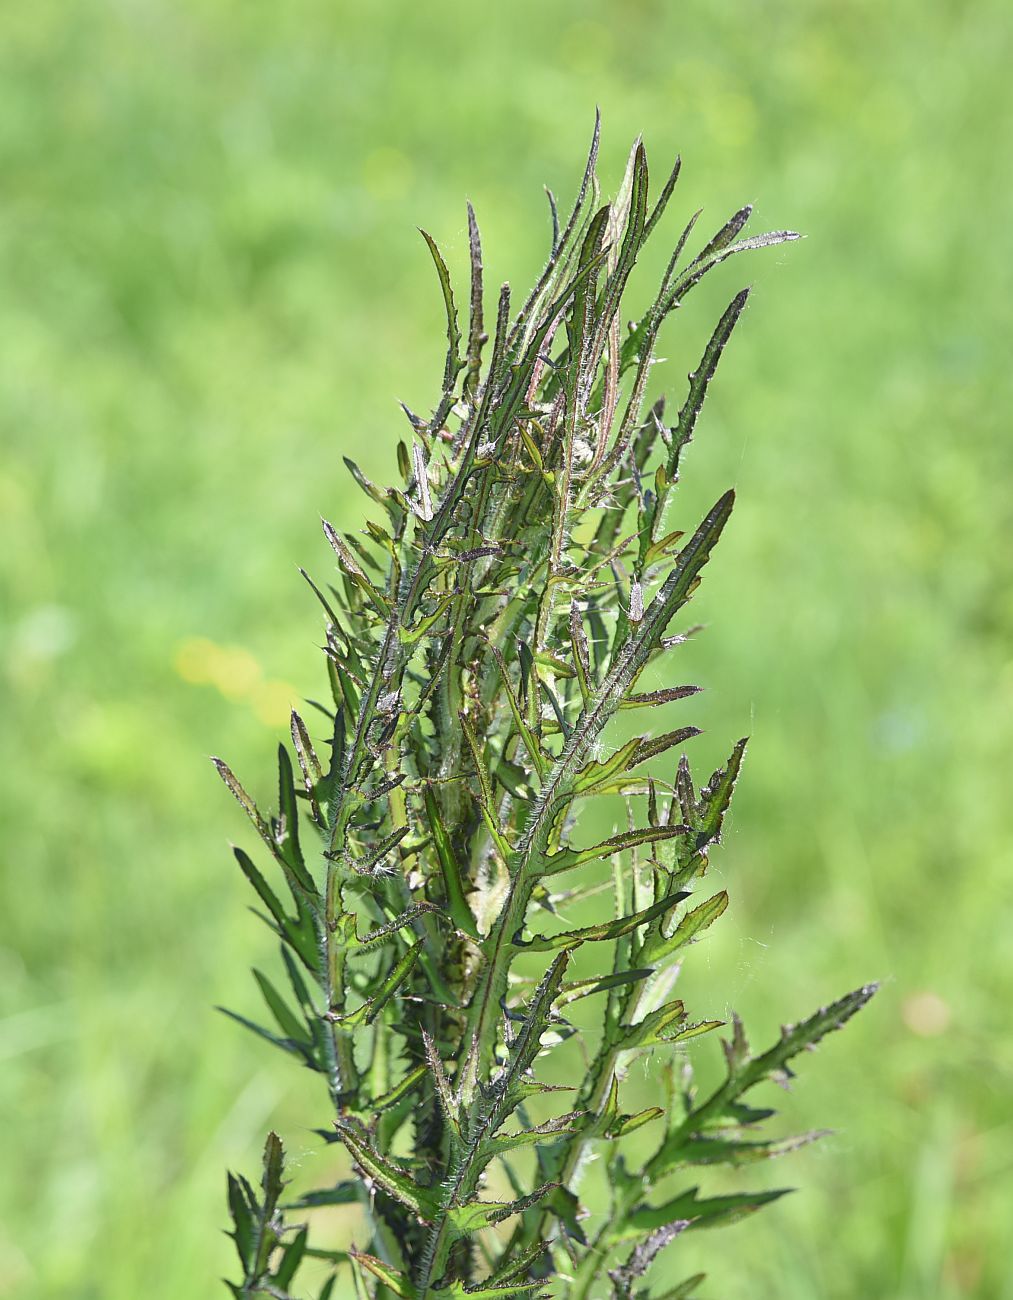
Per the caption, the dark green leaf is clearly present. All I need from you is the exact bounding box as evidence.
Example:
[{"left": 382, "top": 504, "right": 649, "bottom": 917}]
[
  {"left": 424, "top": 786, "right": 480, "bottom": 938},
  {"left": 331, "top": 937, "right": 425, "bottom": 1027},
  {"left": 648, "top": 891, "right": 728, "bottom": 962},
  {"left": 334, "top": 1123, "right": 440, "bottom": 1220},
  {"left": 624, "top": 1185, "right": 790, "bottom": 1236},
  {"left": 514, "top": 892, "right": 687, "bottom": 951},
  {"left": 274, "top": 1226, "right": 307, "bottom": 1288}
]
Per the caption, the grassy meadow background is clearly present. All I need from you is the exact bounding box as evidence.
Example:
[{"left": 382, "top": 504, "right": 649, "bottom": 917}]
[{"left": 2, "top": 1, "right": 1011, "bottom": 1296}]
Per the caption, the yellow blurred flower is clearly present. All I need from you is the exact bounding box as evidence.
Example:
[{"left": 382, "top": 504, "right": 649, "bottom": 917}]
[{"left": 173, "top": 637, "right": 298, "bottom": 725}]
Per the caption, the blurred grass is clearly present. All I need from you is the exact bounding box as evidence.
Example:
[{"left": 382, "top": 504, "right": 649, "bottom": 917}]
[{"left": 1, "top": 0, "right": 1011, "bottom": 1296}]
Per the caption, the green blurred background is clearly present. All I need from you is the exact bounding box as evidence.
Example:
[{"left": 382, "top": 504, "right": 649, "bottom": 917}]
[{"left": 2, "top": 1, "right": 1011, "bottom": 1296}]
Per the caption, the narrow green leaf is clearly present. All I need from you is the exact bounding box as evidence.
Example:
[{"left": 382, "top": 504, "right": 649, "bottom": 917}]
[
  {"left": 692, "top": 737, "right": 748, "bottom": 848},
  {"left": 449, "top": 1181, "right": 557, "bottom": 1232},
  {"left": 253, "top": 969, "right": 310, "bottom": 1045},
  {"left": 651, "top": 1276, "right": 707, "bottom": 1300},
  {"left": 618, "top": 685, "right": 701, "bottom": 710},
  {"left": 233, "top": 846, "right": 286, "bottom": 931},
  {"left": 356, "top": 900, "right": 443, "bottom": 949},
  {"left": 331, "top": 937, "right": 425, "bottom": 1027},
  {"left": 618, "top": 997, "right": 688, "bottom": 1050},
  {"left": 226, "top": 1173, "right": 254, "bottom": 1271},
  {"left": 218, "top": 1007, "right": 320, "bottom": 1069},
  {"left": 274, "top": 744, "right": 315, "bottom": 893},
  {"left": 667, "top": 289, "right": 750, "bottom": 477},
  {"left": 608, "top": 1106, "right": 665, "bottom": 1138},
  {"left": 368, "top": 1062, "right": 428, "bottom": 1113},
  {"left": 546, "top": 826, "right": 690, "bottom": 877},
  {"left": 419, "top": 227, "right": 463, "bottom": 399},
  {"left": 290, "top": 710, "right": 323, "bottom": 825},
  {"left": 627, "top": 726, "right": 702, "bottom": 770},
  {"left": 488, "top": 640, "right": 548, "bottom": 778},
  {"left": 334, "top": 1123, "right": 440, "bottom": 1221},
  {"left": 286, "top": 1183, "right": 359, "bottom": 1209},
  {"left": 514, "top": 891, "right": 687, "bottom": 951},
  {"left": 624, "top": 1186, "right": 790, "bottom": 1235},
  {"left": 443, "top": 1284, "right": 542, "bottom": 1299},
  {"left": 423, "top": 1030, "right": 462, "bottom": 1138},
  {"left": 688, "top": 205, "right": 753, "bottom": 270},
  {"left": 479, "top": 1112, "right": 584, "bottom": 1159},
  {"left": 274, "top": 1225, "right": 307, "bottom": 1288},
  {"left": 738, "top": 983, "right": 879, "bottom": 1090},
  {"left": 464, "top": 201, "right": 484, "bottom": 399},
  {"left": 648, "top": 891, "right": 729, "bottom": 962},
  {"left": 424, "top": 787, "right": 480, "bottom": 938},
  {"left": 343, "top": 455, "right": 387, "bottom": 505},
  {"left": 349, "top": 1250, "right": 418, "bottom": 1298},
  {"left": 572, "top": 735, "right": 645, "bottom": 793},
  {"left": 482, "top": 1240, "right": 555, "bottom": 1289},
  {"left": 609, "top": 1219, "right": 690, "bottom": 1299},
  {"left": 213, "top": 758, "right": 271, "bottom": 846},
  {"left": 642, "top": 153, "right": 682, "bottom": 243},
  {"left": 569, "top": 599, "right": 593, "bottom": 706},
  {"left": 679, "top": 1129, "right": 829, "bottom": 1168},
  {"left": 558, "top": 967, "right": 654, "bottom": 1007},
  {"left": 460, "top": 709, "right": 495, "bottom": 809},
  {"left": 258, "top": 1131, "right": 285, "bottom": 1268}
]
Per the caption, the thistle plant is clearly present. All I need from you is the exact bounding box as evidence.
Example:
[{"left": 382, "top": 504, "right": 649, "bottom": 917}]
[{"left": 217, "top": 118, "right": 876, "bottom": 1300}]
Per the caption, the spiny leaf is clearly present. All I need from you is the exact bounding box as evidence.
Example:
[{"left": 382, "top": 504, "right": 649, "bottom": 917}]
[
  {"left": 669, "top": 288, "right": 750, "bottom": 472},
  {"left": 642, "top": 153, "right": 682, "bottom": 243},
  {"left": 677, "top": 1129, "right": 829, "bottom": 1168},
  {"left": 624, "top": 1186, "right": 790, "bottom": 1235},
  {"left": 482, "top": 1239, "right": 555, "bottom": 1288},
  {"left": 617, "top": 997, "right": 688, "bottom": 1050},
  {"left": 423, "top": 1029, "right": 462, "bottom": 1138},
  {"left": 355, "top": 900, "right": 443, "bottom": 949},
  {"left": 419, "top": 227, "right": 463, "bottom": 400},
  {"left": 226, "top": 1173, "right": 255, "bottom": 1272},
  {"left": 737, "top": 983, "right": 879, "bottom": 1089},
  {"left": 627, "top": 726, "right": 702, "bottom": 770},
  {"left": 464, "top": 201, "right": 484, "bottom": 398},
  {"left": 349, "top": 1250, "right": 417, "bottom": 1298},
  {"left": 546, "top": 827, "right": 690, "bottom": 877},
  {"left": 449, "top": 1181, "right": 557, "bottom": 1232},
  {"left": 334, "top": 1122, "right": 440, "bottom": 1221},
  {"left": 443, "top": 1285, "right": 543, "bottom": 1300},
  {"left": 688, "top": 204, "right": 753, "bottom": 270},
  {"left": 609, "top": 1219, "right": 691, "bottom": 1298},
  {"left": 478, "top": 1112, "right": 585, "bottom": 1160},
  {"left": 330, "top": 937, "right": 425, "bottom": 1027},
  {"left": 619, "top": 685, "right": 701, "bottom": 710},
  {"left": 213, "top": 758, "right": 271, "bottom": 846},
  {"left": 343, "top": 454, "right": 387, "bottom": 505},
  {"left": 572, "top": 735, "right": 646, "bottom": 794},
  {"left": 647, "top": 891, "right": 729, "bottom": 962},
  {"left": 513, "top": 891, "right": 688, "bottom": 952},
  {"left": 692, "top": 737, "right": 748, "bottom": 848}
]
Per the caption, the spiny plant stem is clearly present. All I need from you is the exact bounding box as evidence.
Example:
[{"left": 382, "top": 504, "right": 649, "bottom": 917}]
[{"left": 219, "top": 120, "right": 875, "bottom": 1300}]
